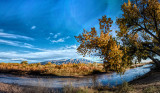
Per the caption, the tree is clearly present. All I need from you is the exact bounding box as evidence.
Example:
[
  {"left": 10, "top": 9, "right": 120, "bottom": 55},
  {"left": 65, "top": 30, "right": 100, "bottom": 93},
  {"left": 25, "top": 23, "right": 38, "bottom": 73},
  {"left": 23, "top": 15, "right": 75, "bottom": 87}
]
[
  {"left": 116, "top": 0, "right": 160, "bottom": 69},
  {"left": 21, "top": 61, "right": 28, "bottom": 65},
  {"left": 75, "top": 16, "right": 131, "bottom": 73},
  {"left": 46, "top": 62, "right": 52, "bottom": 65}
]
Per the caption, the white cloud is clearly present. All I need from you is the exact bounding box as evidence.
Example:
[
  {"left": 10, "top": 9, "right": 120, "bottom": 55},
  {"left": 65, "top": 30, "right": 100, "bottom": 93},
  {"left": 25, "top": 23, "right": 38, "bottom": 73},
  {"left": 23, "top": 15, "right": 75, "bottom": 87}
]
[
  {"left": 0, "top": 39, "right": 44, "bottom": 51},
  {"left": 53, "top": 33, "right": 61, "bottom": 38},
  {"left": 47, "top": 33, "right": 61, "bottom": 40},
  {"left": 51, "top": 36, "right": 70, "bottom": 43},
  {"left": 0, "top": 32, "right": 34, "bottom": 40},
  {"left": 0, "top": 45, "right": 82, "bottom": 62},
  {"left": 31, "top": 26, "right": 36, "bottom": 30},
  {"left": 65, "top": 45, "right": 77, "bottom": 49},
  {"left": 51, "top": 38, "right": 64, "bottom": 43},
  {"left": 0, "top": 39, "right": 20, "bottom": 46},
  {"left": 11, "top": 58, "right": 27, "bottom": 61},
  {"left": 49, "top": 33, "right": 53, "bottom": 35},
  {"left": 0, "top": 44, "right": 103, "bottom": 63},
  {"left": 66, "top": 36, "right": 70, "bottom": 39}
]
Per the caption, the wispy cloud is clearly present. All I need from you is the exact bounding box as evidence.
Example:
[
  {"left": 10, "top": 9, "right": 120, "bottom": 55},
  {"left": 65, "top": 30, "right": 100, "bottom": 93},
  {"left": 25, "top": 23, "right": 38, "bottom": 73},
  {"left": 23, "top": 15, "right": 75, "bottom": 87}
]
[
  {"left": 0, "top": 44, "right": 103, "bottom": 63},
  {"left": 46, "top": 33, "right": 61, "bottom": 40},
  {"left": 51, "top": 36, "right": 70, "bottom": 43},
  {"left": 0, "top": 39, "right": 44, "bottom": 51},
  {"left": 11, "top": 58, "right": 27, "bottom": 61},
  {"left": 0, "top": 39, "right": 20, "bottom": 46},
  {"left": 0, "top": 32, "right": 34, "bottom": 40},
  {"left": 0, "top": 45, "right": 82, "bottom": 62},
  {"left": 49, "top": 33, "right": 53, "bottom": 35},
  {"left": 51, "top": 38, "right": 64, "bottom": 43},
  {"left": 31, "top": 26, "right": 36, "bottom": 30},
  {"left": 66, "top": 36, "right": 70, "bottom": 39},
  {"left": 53, "top": 33, "right": 61, "bottom": 38}
]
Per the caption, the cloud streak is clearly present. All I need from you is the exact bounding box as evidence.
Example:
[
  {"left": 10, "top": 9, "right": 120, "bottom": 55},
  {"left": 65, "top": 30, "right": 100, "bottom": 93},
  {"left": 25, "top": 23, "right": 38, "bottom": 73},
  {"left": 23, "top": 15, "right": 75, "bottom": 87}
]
[
  {"left": 51, "top": 38, "right": 64, "bottom": 43},
  {"left": 31, "top": 26, "right": 36, "bottom": 30},
  {"left": 0, "top": 32, "right": 34, "bottom": 40},
  {"left": 0, "top": 39, "right": 44, "bottom": 51},
  {"left": 53, "top": 33, "right": 61, "bottom": 38},
  {"left": 51, "top": 36, "right": 70, "bottom": 43},
  {"left": 0, "top": 44, "right": 102, "bottom": 63},
  {"left": 0, "top": 45, "right": 82, "bottom": 62}
]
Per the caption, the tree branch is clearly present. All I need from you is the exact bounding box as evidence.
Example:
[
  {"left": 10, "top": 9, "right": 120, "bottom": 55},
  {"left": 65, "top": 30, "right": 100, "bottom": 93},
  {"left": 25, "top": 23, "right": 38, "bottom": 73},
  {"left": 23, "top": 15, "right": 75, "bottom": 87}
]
[{"left": 135, "top": 22, "right": 160, "bottom": 43}]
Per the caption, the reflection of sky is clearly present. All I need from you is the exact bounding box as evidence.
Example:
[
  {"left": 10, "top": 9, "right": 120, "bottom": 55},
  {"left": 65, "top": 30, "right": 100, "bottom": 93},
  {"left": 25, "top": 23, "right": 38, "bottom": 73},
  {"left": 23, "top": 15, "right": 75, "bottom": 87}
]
[
  {"left": 0, "top": 64, "right": 152, "bottom": 88},
  {"left": 98, "top": 64, "right": 152, "bottom": 87},
  {"left": 0, "top": 0, "right": 129, "bottom": 63}
]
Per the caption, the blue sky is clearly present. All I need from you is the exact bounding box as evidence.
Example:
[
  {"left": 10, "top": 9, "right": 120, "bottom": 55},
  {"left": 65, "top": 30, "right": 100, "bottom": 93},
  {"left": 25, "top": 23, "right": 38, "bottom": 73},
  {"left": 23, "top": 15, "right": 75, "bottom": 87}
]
[{"left": 0, "top": 0, "right": 128, "bottom": 63}]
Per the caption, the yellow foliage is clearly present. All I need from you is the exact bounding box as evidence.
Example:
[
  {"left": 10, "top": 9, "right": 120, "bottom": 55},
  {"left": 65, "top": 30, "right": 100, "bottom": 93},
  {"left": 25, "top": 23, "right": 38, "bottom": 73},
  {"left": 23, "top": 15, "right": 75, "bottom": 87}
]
[{"left": 75, "top": 16, "right": 126, "bottom": 73}]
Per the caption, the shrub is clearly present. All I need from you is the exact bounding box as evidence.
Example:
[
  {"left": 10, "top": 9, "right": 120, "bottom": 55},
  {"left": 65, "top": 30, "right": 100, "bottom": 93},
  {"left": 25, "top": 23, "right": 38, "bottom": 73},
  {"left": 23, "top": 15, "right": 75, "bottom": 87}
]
[
  {"left": 46, "top": 62, "right": 52, "bottom": 65},
  {"left": 21, "top": 61, "right": 28, "bottom": 65}
]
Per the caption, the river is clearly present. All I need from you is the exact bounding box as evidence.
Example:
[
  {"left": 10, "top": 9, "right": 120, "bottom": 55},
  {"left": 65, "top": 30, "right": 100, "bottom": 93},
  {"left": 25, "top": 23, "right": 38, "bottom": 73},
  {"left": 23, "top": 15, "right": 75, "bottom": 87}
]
[{"left": 0, "top": 64, "right": 152, "bottom": 88}]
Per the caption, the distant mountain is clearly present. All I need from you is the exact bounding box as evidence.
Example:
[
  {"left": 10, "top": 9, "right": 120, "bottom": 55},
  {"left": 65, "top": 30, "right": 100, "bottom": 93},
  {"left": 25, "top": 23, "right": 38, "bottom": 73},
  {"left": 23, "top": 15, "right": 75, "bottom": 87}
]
[{"left": 40, "top": 58, "right": 94, "bottom": 65}]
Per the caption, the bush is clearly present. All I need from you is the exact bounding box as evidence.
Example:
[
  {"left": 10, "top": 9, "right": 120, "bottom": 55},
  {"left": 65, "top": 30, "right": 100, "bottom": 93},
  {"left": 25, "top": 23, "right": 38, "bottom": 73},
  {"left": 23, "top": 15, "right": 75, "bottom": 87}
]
[
  {"left": 21, "top": 61, "right": 28, "bottom": 65},
  {"left": 143, "top": 86, "right": 158, "bottom": 93},
  {"left": 46, "top": 62, "right": 52, "bottom": 65},
  {"left": 118, "top": 82, "right": 134, "bottom": 93}
]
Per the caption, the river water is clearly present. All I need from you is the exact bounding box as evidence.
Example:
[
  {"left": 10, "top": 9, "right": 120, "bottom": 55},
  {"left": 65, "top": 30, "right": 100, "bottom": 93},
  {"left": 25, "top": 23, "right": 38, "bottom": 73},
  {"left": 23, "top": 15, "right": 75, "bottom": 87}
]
[{"left": 0, "top": 64, "right": 152, "bottom": 88}]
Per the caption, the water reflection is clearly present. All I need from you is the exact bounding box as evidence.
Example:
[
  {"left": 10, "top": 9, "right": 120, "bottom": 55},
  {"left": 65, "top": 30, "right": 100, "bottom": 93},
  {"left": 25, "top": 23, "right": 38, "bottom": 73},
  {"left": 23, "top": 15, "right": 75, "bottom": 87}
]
[{"left": 0, "top": 64, "right": 152, "bottom": 88}]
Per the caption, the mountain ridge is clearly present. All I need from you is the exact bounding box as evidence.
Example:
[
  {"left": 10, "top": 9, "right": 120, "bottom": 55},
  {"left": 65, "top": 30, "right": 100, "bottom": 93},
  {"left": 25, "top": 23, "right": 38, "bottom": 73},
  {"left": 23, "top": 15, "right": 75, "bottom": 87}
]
[{"left": 40, "top": 58, "right": 95, "bottom": 65}]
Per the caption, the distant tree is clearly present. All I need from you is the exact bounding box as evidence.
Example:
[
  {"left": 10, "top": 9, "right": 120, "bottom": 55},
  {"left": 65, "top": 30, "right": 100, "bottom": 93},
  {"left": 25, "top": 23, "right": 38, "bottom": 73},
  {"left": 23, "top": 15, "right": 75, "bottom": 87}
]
[
  {"left": 37, "top": 62, "right": 41, "bottom": 65},
  {"left": 75, "top": 16, "right": 128, "bottom": 73},
  {"left": 116, "top": 0, "right": 160, "bottom": 69},
  {"left": 21, "top": 61, "right": 28, "bottom": 65},
  {"left": 46, "top": 62, "right": 52, "bottom": 65}
]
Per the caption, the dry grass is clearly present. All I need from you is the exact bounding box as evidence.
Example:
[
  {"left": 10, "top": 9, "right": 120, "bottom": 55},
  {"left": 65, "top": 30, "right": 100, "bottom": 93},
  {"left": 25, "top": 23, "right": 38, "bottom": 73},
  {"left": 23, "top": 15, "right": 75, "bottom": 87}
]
[
  {"left": 0, "top": 62, "right": 105, "bottom": 76},
  {"left": 1, "top": 81, "right": 160, "bottom": 93},
  {"left": 0, "top": 83, "right": 56, "bottom": 93}
]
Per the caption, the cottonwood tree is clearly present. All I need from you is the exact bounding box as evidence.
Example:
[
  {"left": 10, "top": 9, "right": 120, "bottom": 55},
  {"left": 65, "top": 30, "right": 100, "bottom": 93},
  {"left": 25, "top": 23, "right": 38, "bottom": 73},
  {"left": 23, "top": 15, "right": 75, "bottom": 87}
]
[
  {"left": 75, "top": 16, "right": 131, "bottom": 73},
  {"left": 116, "top": 0, "right": 160, "bottom": 69}
]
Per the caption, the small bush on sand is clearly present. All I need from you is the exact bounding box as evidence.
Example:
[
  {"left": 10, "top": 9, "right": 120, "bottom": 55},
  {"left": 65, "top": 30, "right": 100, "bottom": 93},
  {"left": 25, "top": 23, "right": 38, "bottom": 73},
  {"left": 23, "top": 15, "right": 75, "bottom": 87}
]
[
  {"left": 143, "top": 85, "right": 159, "bottom": 93},
  {"left": 117, "top": 82, "right": 134, "bottom": 93}
]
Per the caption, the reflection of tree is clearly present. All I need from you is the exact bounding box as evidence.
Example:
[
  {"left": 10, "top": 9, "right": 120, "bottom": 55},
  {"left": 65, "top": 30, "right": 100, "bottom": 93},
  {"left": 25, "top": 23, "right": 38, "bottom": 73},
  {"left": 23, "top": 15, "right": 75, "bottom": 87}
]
[{"left": 91, "top": 75, "right": 98, "bottom": 87}]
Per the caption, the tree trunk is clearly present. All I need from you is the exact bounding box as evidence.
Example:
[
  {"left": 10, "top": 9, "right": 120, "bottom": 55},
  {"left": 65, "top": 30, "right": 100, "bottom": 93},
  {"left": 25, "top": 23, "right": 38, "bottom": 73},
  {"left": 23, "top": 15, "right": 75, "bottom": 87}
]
[
  {"left": 148, "top": 56, "right": 160, "bottom": 71},
  {"left": 103, "top": 60, "right": 110, "bottom": 71}
]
